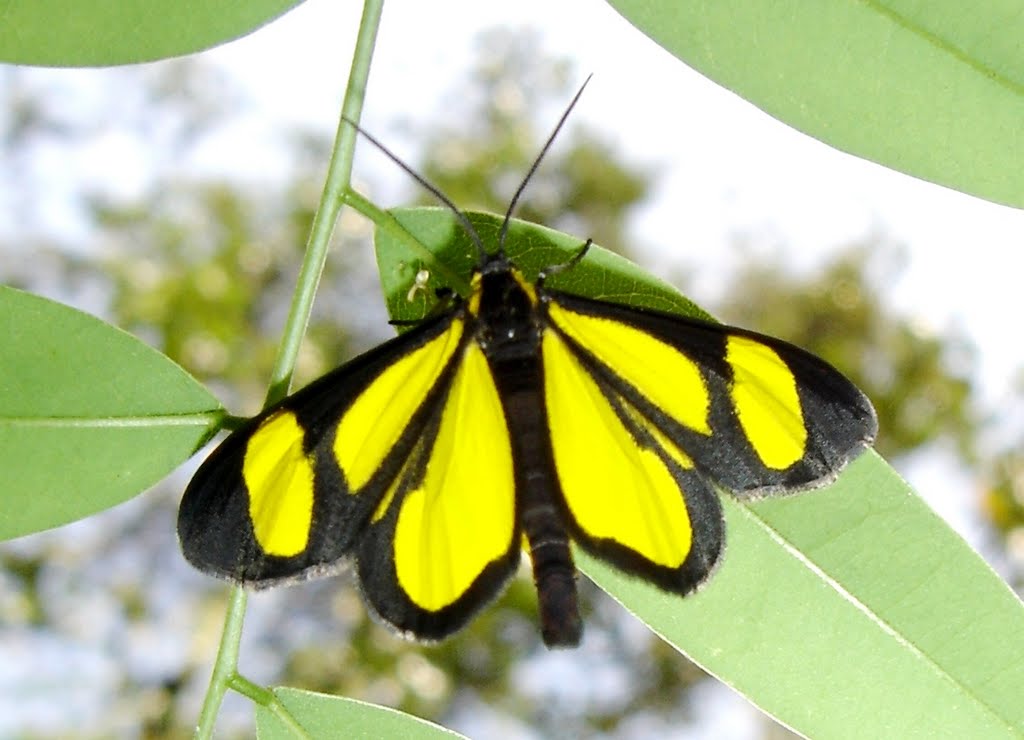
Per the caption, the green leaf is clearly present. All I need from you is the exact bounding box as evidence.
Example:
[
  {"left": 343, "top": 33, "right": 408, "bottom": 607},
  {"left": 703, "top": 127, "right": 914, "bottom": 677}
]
[
  {"left": 583, "top": 454, "right": 1024, "bottom": 737},
  {"left": 0, "top": 287, "right": 223, "bottom": 540},
  {"left": 374, "top": 209, "right": 1024, "bottom": 737},
  {"left": 606, "top": 0, "right": 1024, "bottom": 208},
  {"left": 255, "top": 688, "right": 466, "bottom": 740},
  {"left": 376, "top": 207, "right": 713, "bottom": 323},
  {"left": 0, "top": 0, "right": 304, "bottom": 67}
]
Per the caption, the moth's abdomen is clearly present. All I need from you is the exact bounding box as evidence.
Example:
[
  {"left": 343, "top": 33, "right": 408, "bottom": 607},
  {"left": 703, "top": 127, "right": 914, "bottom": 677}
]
[{"left": 491, "top": 351, "right": 582, "bottom": 648}]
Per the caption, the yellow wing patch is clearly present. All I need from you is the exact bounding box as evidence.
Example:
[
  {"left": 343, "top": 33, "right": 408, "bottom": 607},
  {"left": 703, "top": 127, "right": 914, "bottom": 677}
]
[
  {"left": 548, "top": 303, "right": 711, "bottom": 436},
  {"left": 243, "top": 410, "right": 315, "bottom": 557},
  {"left": 726, "top": 335, "right": 806, "bottom": 469},
  {"left": 392, "top": 343, "right": 516, "bottom": 611},
  {"left": 543, "top": 331, "right": 692, "bottom": 569},
  {"left": 334, "top": 320, "right": 464, "bottom": 491}
]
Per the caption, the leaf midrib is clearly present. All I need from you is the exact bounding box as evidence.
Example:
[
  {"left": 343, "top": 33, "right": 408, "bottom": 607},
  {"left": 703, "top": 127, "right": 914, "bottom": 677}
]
[{"left": 0, "top": 411, "right": 222, "bottom": 428}]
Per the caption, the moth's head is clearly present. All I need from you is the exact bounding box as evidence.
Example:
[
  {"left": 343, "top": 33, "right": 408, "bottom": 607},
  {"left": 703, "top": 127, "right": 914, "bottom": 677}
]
[
  {"left": 467, "top": 247, "right": 537, "bottom": 325},
  {"left": 478, "top": 248, "right": 513, "bottom": 277}
]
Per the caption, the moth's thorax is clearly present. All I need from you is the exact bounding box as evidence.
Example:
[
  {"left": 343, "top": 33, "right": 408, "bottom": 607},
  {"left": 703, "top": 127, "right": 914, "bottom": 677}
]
[{"left": 469, "top": 260, "right": 542, "bottom": 360}]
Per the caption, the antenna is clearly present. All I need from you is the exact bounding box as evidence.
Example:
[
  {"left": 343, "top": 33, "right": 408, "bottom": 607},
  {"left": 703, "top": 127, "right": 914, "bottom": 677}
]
[
  {"left": 342, "top": 117, "right": 489, "bottom": 262},
  {"left": 497, "top": 74, "right": 593, "bottom": 254},
  {"left": 345, "top": 74, "right": 592, "bottom": 266}
]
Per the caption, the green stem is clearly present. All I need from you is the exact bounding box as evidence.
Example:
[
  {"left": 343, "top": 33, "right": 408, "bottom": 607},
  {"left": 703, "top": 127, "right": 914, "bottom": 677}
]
[
  {"left": 192, "top": 1, "right": 386, "bottom": 737},
  {"left": 230, "top": 675, "right": 312, "bottom": 739},
  {"left": 194, "top": 586, "right": 248, "bottom": 739},
  {"left": 343, "top": 188, "right": 470, "bottom": 295},
  {"left": 228, "top": 673, "right": 276, "bottom": 705},
  {"left": 263, "top": 0, "right": 386, "bottom": 408}
]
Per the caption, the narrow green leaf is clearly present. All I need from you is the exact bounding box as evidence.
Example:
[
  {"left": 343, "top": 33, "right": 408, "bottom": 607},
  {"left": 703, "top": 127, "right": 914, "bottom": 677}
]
[
  {"left": 374, "top": 209, "right": 1024, "bottom": 737},
  {"left": 255, "top": 688, "right": 466, "bottom": 740},
  {"left": 0, "top": 0, "right": 304, "bottom": 67},
  {"left": 606, "top": 0, "right": 1024, "bottom": 208},
  {"left": 583, "top": 454, "right": 1024, "bottom": 737},
  {"left": 0, "top": 287, "right": 223, "bottom": 540}
]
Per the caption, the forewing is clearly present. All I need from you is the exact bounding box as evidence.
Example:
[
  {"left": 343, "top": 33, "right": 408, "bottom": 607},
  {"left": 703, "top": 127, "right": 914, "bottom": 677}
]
[
  {"left": 356, "top": 342, "right": 520, "bottom": 641},
  {"left": 542, "top": 328, "right": 724, "bottom": 594},
  {"left": 545, "top": 291, "right": 877, "bottom": 495},
  {"left": 178, "top": 312, "right": 465, "bottom": 585}
]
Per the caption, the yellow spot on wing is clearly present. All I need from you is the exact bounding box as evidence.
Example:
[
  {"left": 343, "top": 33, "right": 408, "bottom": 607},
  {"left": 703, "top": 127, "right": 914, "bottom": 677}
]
[
  {"left": 548, "top": 303, "right": 711, "bottom": 435},
  {"left": 726, "top": 335, "right": 806, "bottom": 469},
  {"left": 544, "top": 331, "right": 692, "bottom": 569},
  {"left": 243, "top": 410, "right": 315, "bottom": 557},
  {"left": 393, "top": 343, "right": 515, "bottom": 611},
  {"left": 335, "top": 320, "right": 464, "bottom": 491}
]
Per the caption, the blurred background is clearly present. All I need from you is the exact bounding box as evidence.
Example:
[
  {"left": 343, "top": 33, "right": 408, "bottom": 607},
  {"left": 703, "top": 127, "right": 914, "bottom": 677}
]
[{"left": 2, "top": 0, "right": 1024, "bottom": 737}]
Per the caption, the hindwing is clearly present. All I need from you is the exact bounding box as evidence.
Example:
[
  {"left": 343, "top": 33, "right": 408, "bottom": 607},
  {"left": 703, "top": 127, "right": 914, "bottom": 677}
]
[
  {"left": 542, "top": 326, "right": 724, "bottom": 594},
  {"left": 356, "top": 341, "right": 520, "bottom": 640}
]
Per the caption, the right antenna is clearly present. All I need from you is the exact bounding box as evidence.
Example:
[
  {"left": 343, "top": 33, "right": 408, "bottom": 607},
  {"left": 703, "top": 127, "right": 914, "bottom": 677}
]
[{"left": 496, "top": 74, "right": 594, "bottom": 256}]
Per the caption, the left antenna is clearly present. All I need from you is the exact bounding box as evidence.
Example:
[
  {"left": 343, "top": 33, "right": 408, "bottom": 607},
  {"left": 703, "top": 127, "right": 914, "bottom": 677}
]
[{"left": 342, "top": 117, "right": 489, "bottom": 262}]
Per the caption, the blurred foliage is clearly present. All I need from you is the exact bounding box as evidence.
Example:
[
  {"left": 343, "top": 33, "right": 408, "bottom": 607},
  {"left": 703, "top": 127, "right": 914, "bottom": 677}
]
[
  {"left": 0, "top": 26, "right": 1010, "bottom": 740},
  {"left": 984, "top": 451, "right": 1024, "bottom": 557},
  {"left": 95, "top": 179, "right": 359, "bottom": 413},
  {"left": 980, "top": 377, "right": 1024, "bottom": 582}
]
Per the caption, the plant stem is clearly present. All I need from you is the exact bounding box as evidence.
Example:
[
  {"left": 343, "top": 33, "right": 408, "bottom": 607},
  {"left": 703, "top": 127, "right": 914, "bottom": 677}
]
[
  {"left": 194, "top": 586, "right": 247, "bottom": 738},
  {"left": 192, "top": 1, "right": 386, "bottom": 737},
  {"left": 263, "top": 0, "right": 386, "bottom": 408},
  {"left": 231, "top": 675, "right": 312, "bottom": 739}
]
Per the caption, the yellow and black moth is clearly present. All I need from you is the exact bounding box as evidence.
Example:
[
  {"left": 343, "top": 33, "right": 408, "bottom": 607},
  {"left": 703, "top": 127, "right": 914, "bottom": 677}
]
[{"left": 178, "top": 87, "right": 877, "bottom": 648}]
